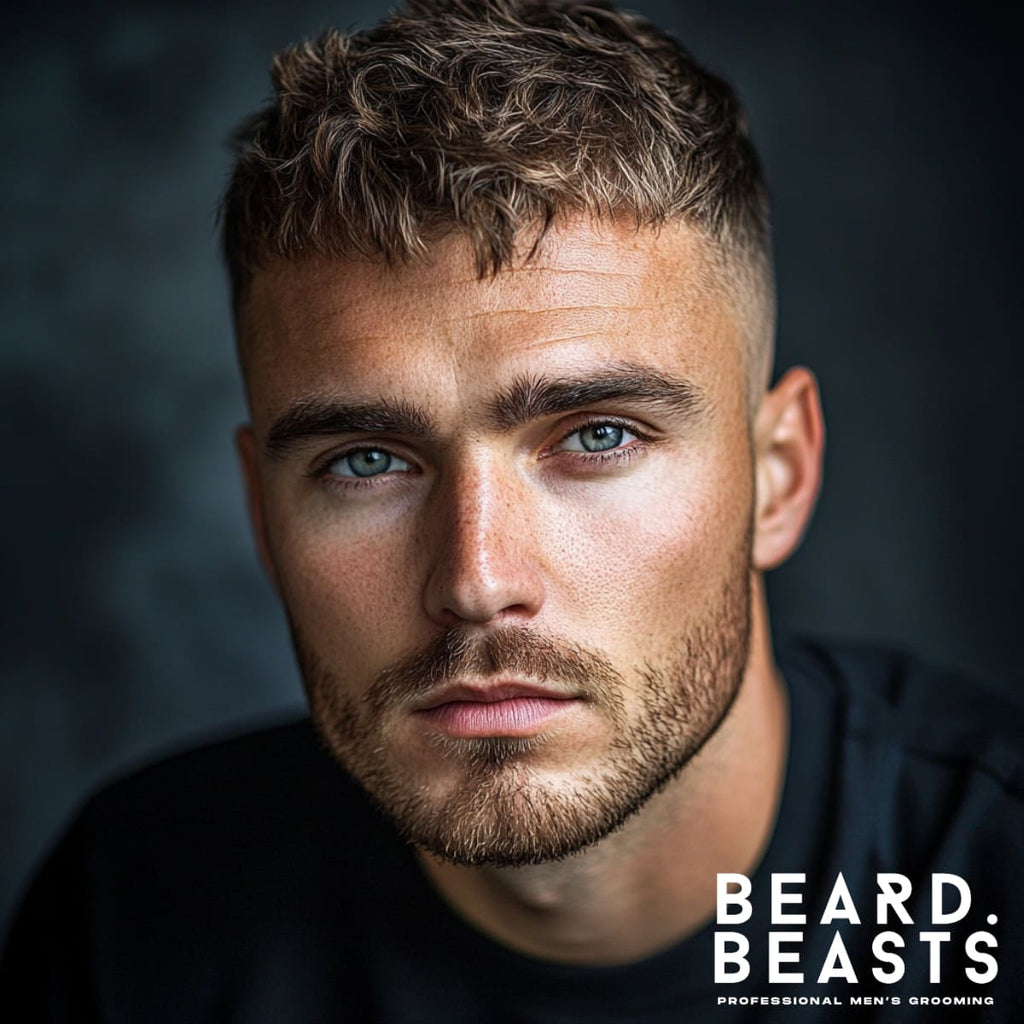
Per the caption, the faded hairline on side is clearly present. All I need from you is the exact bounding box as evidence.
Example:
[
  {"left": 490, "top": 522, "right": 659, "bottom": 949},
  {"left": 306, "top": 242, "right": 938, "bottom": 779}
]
[{"left": 219, "top": 0, "right": 776, "bottom": 407}]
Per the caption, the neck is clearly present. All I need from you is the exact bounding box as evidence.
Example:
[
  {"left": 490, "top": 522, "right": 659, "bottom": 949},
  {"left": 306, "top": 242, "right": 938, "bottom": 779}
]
[{"left": 417, "top": 576, "right": 789, "bottom": 965}]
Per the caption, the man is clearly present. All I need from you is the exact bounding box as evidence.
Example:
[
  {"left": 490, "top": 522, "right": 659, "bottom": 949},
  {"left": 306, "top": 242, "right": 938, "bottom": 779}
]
[{"left": 2, "top": 1, "right": 1021, "bottom": 1020}]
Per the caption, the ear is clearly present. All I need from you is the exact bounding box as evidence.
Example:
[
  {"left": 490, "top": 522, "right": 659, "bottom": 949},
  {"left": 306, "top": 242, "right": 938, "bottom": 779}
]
[
  {"left": 235, "top": 425, "right": 280, "bottom": 591},
  {"left": 751, "top": 366, "right": 825, "bottom": 571}
]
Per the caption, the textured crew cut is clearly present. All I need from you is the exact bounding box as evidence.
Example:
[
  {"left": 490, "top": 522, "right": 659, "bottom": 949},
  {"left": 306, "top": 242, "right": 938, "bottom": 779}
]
[{"left": 221, "top": 0, "right": 775, "bottom": 390}]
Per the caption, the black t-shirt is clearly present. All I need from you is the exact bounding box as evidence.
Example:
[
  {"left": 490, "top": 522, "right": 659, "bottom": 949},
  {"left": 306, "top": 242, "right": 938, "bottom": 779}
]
[{"left": 2, "top": 637, "right": 1023, "bottom": 1022}]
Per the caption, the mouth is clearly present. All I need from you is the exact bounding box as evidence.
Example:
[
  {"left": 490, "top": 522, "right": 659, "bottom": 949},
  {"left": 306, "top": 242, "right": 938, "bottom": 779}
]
[{"left": 412, "top": 681, "right": 584, "bottom": 739}]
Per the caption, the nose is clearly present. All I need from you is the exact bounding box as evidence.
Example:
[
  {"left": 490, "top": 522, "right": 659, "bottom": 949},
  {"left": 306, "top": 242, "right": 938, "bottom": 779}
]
[{"left": 422, "top": 452, "right": 546, "bottom": 627}]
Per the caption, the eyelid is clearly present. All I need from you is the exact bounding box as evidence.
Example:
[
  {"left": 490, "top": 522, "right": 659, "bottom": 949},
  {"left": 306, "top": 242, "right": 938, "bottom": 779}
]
[
  {"left": 310, "top": 442, "right": 417, "bottom": 479},
  {"left": 549, "top": 415, "right": 653, "bottom": 452},
  {"left": 307, "top": 416, "right": 654, "bottom": 478},
  {"left": 557, "top": 425, "right": 636, "bottom": 455}
]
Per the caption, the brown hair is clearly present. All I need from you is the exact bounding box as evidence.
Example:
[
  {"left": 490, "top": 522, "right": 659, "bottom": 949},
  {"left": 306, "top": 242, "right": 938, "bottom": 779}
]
[{"left": 221, "top": 0, "right": 774, "bottom": 385}]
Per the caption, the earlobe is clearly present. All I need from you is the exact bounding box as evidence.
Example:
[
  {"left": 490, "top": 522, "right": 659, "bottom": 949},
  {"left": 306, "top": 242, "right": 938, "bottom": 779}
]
[
  {"left": 751, "top": 367, "right": 825, "bottom": 571},
  {"left": 235, "top": 425, "right": 280, "bottom": 591}
]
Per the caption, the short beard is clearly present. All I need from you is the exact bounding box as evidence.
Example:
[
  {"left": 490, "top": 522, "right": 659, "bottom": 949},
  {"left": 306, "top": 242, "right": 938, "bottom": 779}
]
[{"left": 291, "top": 561, "right": 751, "bottom": 868}]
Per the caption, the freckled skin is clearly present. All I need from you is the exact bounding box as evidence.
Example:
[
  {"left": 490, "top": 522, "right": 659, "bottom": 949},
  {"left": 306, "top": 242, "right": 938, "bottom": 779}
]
[
  {"left": 244, "top": 225, "right": 747, "bottom": 684},
  {"left": 236, "top": 217, "right": 824, "bottom": 964}
]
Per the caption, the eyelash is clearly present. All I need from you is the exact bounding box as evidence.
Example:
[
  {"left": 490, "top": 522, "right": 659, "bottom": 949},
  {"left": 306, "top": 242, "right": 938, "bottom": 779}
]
[
  {"left": 312, "top": 417, "right": 653, "bottom": 492},
  {"left": 546, "top": 417, "right": 653, "bottom": 466},
  {"left": 311, "top": 452, "right": 412, "bottom": 492}
]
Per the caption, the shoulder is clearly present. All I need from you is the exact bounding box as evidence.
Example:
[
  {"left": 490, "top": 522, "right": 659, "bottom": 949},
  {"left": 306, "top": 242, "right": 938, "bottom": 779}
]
[
  {"left": 80, "top": 715, "right": 338, "bottom": 820},
  {"left": 778, "top": 635, "right": 1024, "bottom": 876},
  {"left": 1, "top": 719, "right": 410, "bottom": 1020},
  {"left": 779, "top": 635, "right": 1024, "bottom": 797},
  {"left": 67, "top": 715, "right": 396, "bottom": 878},
  {"left": 8, "top": 715, "right": 409, "bottom": 946}
]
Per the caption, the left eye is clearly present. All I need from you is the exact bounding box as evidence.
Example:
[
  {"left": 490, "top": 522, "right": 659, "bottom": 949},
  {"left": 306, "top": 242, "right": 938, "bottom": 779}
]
[
  {"left": 326, "top": 449, "right": 412, "bottom": 478},
  {"left": 557, "top": 423, "right": 637, "bottom": 453}
]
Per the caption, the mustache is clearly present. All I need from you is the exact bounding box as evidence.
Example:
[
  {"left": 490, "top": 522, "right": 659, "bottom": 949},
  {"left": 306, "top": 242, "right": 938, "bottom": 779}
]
[{"left": 366, "top": 626, "right": 625, "bottom": 712}]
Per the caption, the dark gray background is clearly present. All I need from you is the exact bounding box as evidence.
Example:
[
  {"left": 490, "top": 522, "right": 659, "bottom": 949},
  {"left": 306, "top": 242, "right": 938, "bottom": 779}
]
[{"left": 2, "top": 0, "right": 1021, "bottom": 935}]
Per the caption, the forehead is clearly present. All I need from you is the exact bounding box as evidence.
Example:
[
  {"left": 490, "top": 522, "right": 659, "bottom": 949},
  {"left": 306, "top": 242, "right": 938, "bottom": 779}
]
[{"left": 238, "top": 218, "right": 744, "bottom": 425}]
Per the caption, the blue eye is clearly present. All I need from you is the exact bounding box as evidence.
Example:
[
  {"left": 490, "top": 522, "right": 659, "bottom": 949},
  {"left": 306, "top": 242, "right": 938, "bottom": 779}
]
[
  {"left": 328, "top": 449, "right": 412, "bottom": 478},
  {"left": 559, "top": 423, "right": 637, "bottom": 453}
]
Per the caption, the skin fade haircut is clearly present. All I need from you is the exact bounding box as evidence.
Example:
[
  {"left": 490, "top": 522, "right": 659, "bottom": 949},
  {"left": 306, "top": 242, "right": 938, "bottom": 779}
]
[{"left": 220, "top": 0, "right": 775, "bottom": 398}]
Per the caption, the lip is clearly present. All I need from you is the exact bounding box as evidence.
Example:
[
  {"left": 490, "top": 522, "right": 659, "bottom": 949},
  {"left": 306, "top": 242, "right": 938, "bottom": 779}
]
[
  {"left": 414, "top": 680, "right": 579, "bottom": 711},
  {"left": 412, "top": 680, "right": 583, "bottom": 738}
]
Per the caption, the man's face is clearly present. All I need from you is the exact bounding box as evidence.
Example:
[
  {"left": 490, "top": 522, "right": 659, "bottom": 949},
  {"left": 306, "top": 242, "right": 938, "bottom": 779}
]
[{"left": 239, "top": 219, "right": 758, "bottom": 866}]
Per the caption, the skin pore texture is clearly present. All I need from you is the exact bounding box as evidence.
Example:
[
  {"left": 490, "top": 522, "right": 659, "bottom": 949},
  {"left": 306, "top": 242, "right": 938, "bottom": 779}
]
[{"left": 236, "top": 216, "right": 824, "bottom": 966}]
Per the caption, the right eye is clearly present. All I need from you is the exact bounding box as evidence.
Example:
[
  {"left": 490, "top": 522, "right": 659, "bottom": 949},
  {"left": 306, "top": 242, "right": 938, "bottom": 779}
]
[{"left": 325, "top": 449, "right": 413, "bottom": 479}]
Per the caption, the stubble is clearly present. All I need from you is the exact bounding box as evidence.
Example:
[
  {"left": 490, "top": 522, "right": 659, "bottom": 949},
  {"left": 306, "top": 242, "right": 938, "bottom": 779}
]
[{"left": 289, "top": 550, "right": 752, "bottom": 867}]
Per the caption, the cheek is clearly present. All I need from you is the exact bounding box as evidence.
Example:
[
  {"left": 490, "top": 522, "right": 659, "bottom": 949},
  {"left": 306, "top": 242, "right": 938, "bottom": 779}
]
[
  {"left": 543, "top": 440, "right": 754, "bottom": 649},
  {"left": 266, "top": 505, "right": 424, "bottom": 681}
]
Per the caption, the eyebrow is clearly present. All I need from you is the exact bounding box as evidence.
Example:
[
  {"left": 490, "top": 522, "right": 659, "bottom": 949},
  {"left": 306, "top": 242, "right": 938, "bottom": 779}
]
[
  {"left": 265, "top": 397, "right": 434, "bottom": 459},
  {"left": 487, "top": 363, "right": 706, "bottom": 430},
  {"left": 264, "top": 363, "right": 706, "bottom": 459}
]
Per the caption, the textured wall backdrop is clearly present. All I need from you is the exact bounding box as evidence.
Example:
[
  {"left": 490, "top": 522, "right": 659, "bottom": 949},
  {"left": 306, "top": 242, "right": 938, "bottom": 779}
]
[{"left": 2, "top": 0, "right": 1021, "bottom": 934}]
